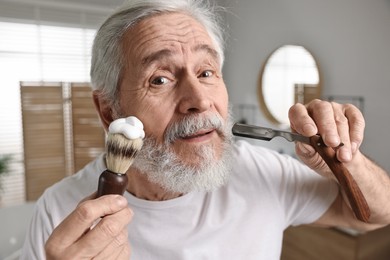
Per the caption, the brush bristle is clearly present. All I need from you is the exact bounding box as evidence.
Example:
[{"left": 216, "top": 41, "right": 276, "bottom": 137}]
[{"left": 105, "top": 133, "right": 143, "bottom": 174}]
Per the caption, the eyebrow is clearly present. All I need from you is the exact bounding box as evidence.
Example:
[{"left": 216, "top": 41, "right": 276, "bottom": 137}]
[
  {"left": 141, "top": 49, "right": 174, "bottom": 66},
  {"left": 141, "top": 44, "right": 220, "bottom": 67},
  {"left": 192, "top": 44, "right": 220, "bottom": 63}
]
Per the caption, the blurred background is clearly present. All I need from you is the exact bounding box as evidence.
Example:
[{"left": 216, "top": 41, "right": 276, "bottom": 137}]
[{"left": 0, "top": 0, "right": 389, "bottom": 259}]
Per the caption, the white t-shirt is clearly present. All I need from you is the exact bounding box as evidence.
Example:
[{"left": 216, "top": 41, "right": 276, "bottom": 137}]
[{"left": 21, "top": 140, "right": 338, "bottom": 259}]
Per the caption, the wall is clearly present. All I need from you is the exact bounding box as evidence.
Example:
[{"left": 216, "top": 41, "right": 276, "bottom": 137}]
[{"left": 221, "top": 0, "right": 390, "bottom": 172}]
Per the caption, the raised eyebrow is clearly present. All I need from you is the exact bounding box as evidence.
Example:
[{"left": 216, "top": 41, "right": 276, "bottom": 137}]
[
  {"left": 141, "top": 49, "right": 174, "bottom": 66},
  {"left": 192, "top": 44, "right": 220, "bottom": 63}
]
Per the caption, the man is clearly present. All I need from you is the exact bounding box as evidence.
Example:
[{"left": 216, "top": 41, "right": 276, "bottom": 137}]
[{"left": 22, "top": 0, "right": 390, "bottom": 259}]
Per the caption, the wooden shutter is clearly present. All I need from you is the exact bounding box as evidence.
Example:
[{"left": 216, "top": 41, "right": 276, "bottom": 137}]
[
  {"left": 71, "top": 83, "right": 105, "bottom": 172},
  {"left": 20, "top": 82, "right": 66, "bottom": 201},
  {"left": 20, "top": 82, "right": 105, "bottom": 200}
]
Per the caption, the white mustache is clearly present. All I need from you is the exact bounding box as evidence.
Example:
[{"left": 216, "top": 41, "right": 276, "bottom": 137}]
[{"left": 164, "top": 113, "right": 225, "bottom": 144}]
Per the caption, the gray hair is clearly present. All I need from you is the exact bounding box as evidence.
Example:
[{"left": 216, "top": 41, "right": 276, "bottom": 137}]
[{"left": 90, "top": 0, "right": 226, "bottom": 109}]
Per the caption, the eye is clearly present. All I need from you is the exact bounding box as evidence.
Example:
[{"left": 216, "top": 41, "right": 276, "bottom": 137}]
[
  {"left": 151, "top": 76, "right": 169, "bottom": 85},
  {"left": 199, "top": 70, "right": 213, "bottom": 78}
]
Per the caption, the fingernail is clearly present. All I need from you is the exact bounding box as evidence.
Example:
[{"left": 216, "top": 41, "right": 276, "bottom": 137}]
[
  {"left": 339, "top": 149, "right": 352, "bottom": 162},
  {"left": 302, "top": 124, "right": 316, "bottom": 135},
  {"left": 116, "top": 196, "right": 127, "bottom": 207},
  {"left": 324, "top": 135, "right": 340, "bottom": 146}
]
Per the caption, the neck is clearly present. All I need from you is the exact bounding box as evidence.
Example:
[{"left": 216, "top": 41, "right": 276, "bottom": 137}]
[{"left": 126, "top": 167, "right": 183, "bottom": 201}]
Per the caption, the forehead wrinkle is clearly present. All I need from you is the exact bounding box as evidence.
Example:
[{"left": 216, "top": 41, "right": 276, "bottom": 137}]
[
  {"left": 134, "top": 12, "right": 209, "bottom": 44},
  {"left": 134, "top": 12, "right": 199, "bottom": 40},
  {"left": 123, "top": 12, "right": 217, "bottom": 69}
]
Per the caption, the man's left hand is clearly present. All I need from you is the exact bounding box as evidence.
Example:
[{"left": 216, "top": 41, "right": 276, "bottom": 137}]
[{"left": 288, "top": 99, "right": 365, "bottom": 175}]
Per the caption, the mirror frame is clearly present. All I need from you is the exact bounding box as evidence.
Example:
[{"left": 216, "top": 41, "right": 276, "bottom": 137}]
[{"left": 257, "top": 44, "right": 322, "bottom": 126}]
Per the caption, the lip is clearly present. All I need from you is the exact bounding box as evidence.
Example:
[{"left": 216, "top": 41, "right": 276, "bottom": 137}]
[{"left": 180, "top": 129, "right": 216, "bottom": 142}]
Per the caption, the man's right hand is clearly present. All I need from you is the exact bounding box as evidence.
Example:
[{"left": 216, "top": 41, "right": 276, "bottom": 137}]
[{"left": 45, "top": 194, "right": 132, "bottom": 259}]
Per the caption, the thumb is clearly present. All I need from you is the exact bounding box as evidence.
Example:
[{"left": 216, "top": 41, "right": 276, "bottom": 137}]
[{"left": 295, "top": 142, "right": 332, "bottom": 178}]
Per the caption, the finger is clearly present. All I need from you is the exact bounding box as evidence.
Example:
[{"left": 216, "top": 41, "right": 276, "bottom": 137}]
[
  {"left": 345, "top": 104, "right": 365, "bottom": 153},
  {"left": 50, "top": 195, "right": 128, "bottom": 248},
  {"left": 308, "top": 101, "right": 341, "bottom": 147},
  {"left": 331, "top": 103, "right": 352, "bottom": 162},
  {"left": 78, "top": 191, "right": 99, "bottom": 235},
  {"left": 73, "top": 206, "right": 133, "bottom": 256},
  {"left": 336, "top": 104, "right": 365, "bottom": 162},
  {"left": 74, "top": 192, "right": 99, "bottom": 237},
  {"left": 289, "top": 103, "right": 319, "bottom": 159},
  {"left": 295, "top": 141, "right": 316, "bottom": 158},
  {"left": 93, "top": 229, "right": 130, "bottom": 260},
  {"left": 288, "top": 103, "right": 318, "bottom": 136},
  {"left": 115, "top": 242, "right": 131, "bottom": 260},
  {"left": 295, "top": 142, "right": 332, "bottom": 177}
]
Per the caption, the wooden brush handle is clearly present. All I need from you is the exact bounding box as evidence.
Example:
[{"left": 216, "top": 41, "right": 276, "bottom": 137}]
[
  {"left": 97, "top": 170, "right": 128, "bottom": 197},
  {"left": 310, "top": 135, "right": 371, "bottom": 222}
]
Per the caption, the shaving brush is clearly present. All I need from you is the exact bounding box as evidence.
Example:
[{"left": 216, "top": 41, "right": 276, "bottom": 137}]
[{"left": 97, "top": 116, "right": 144, "bottom": 197}]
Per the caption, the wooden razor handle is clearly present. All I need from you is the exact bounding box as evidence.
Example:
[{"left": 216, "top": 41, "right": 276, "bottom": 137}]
[{"left": 309, "top": 135, "right": 371, "bottom": 222}]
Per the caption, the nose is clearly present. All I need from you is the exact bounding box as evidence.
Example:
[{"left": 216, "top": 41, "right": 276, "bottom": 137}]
[{"left": 177, "top": 76, "right": 212, "bottom": 114}]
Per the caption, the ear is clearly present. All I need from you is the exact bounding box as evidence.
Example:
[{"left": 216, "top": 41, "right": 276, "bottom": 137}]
[{"left": 92, "top": 90, "right": 113, "bottom": 131}]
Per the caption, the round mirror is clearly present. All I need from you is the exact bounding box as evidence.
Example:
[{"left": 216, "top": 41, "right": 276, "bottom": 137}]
[{"left": 258, "top": 45, "right": 321, "bottom": 127}]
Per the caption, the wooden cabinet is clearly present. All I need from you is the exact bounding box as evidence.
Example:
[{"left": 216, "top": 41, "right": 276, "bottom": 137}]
[{"left": 281, "top": 225, "right": 390, "bottom": 260}]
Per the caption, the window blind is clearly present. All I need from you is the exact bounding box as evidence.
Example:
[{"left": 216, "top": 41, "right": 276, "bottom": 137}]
[
  {"left": 0, "top": 0, "right": 110, "bottom": 205},
  {"left": 0, "top": 0, "right": 115, "bottom": 29}
]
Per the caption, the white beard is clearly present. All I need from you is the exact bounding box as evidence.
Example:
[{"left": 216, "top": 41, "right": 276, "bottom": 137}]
[{"left": 132, "top": 112, "right": 234, "bottom": 193}]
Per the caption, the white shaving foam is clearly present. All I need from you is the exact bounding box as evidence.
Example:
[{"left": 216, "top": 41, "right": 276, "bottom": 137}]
[{"left": 108, "top": 116, "right": 145, "bottom": 139}]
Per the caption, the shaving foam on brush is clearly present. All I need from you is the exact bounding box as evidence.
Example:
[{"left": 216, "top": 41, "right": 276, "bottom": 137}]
[{"left": 97, "top": 116, "right": 144, "bottom": 197}]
